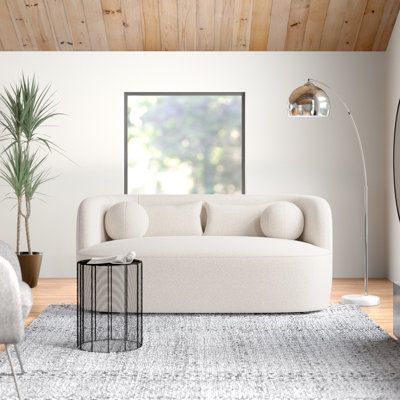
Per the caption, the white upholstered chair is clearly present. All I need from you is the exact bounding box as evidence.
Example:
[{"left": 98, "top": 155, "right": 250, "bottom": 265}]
[{"left": 0, "top": 240, "right": 32, "bottom": 400}]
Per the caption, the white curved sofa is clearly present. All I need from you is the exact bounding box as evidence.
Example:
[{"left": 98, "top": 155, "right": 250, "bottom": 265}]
[{"left": 77, "top": 194, "right": 332, "bottom": 313}]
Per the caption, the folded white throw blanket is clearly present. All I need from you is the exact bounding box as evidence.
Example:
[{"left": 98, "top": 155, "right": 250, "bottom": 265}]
[{"left": 87, "top": 251, "right": 136, "bottom": 265}]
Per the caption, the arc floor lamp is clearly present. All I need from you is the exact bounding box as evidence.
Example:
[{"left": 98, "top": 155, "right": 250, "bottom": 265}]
[{"left": 288, "top": 79, "right": 380, "bottom": 307}]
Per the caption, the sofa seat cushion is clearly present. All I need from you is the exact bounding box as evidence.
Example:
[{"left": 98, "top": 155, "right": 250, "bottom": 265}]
[
  {"left": 19, "top": 281, "right": 32, "bottom": 319},
  {"left": 78, "top": 236, "right": 330, "bottom": 260}
]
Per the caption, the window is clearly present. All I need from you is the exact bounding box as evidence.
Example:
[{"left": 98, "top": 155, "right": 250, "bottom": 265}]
[{"left": 124, "top": 93, "right": 244, "bottom": 194}]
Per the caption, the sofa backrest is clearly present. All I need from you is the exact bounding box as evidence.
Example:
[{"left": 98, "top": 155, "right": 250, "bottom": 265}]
[{"left": 77, "top": 194, "right": 332, "bottom": 252}]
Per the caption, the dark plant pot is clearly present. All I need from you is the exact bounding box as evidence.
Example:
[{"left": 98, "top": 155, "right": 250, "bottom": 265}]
[{"left": 18, "top": 252, "right": 42, "bottom": 288}]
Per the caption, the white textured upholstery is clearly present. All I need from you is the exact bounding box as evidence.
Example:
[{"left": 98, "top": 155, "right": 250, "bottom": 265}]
[
  {"left": 19, "top": 281, "right": 33, "bottom": 319},
  {"left": 105, "top": 201, "right": 149, "bottom": 239},
  {"left": 77, "top": 194, "right": 332, "bottom": 313},
  {"left": 0, "top": 240, "right": 22, "bottom": 281},
  {"left": 0, "top": 241, "right": 33, "bottom": 344},
  {"left": 0, "top": 256, "right": 25, "bottom": 344},
  {"left": 204, "top": 202, "right": 266, "bottom": 236},
  {"left": 260, "top": 201, "right": 304, "bottom": 240},
  {"left": 77, "top": 194, "right": 332, "bottom": 250},
  {"left": 144, "top": 202, "right": 203, "bottom": 236}
]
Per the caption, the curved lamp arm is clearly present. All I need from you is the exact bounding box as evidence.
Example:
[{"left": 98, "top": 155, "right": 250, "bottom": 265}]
[{"left": 308, "top": 78, "right": 369, "bottom": 295}]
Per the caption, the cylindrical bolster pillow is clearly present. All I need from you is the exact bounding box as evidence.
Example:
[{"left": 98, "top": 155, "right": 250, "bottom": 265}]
[
  {"left": 105, "top": 202, "right": 149, "bottom": 239},
  {"left": 260, "top": 201, "right": 304, "bottom": 240}
]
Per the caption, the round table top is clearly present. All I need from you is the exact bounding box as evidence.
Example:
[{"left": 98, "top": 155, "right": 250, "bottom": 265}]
[{"left": 77, "top": 259, "right": 142, "bottom": 266}]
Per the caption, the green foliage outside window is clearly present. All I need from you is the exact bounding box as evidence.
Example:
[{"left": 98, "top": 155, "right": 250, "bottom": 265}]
[{"left": 126, "top": 94, "right": 243, "bottom": 194}]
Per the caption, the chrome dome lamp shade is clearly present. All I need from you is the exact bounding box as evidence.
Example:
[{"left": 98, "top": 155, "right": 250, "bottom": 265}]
[
  {"left": 288, "top": 82, "right": 330, "bottom": 117},
  {"left": 288, "top": 79, "right": 380, "bottom": 307}
]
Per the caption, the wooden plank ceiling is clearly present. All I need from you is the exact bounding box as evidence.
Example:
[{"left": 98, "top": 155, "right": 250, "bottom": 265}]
[{"left": 0, "top": 0, "right": 399, "bottom": 51}]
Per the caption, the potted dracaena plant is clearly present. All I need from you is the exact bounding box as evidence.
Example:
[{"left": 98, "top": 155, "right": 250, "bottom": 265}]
[{"left": 0, "top": 75, "right": 61, "bottom": 287}]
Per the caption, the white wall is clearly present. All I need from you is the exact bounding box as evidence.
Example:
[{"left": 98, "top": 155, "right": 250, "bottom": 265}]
[
  {"left": 386, "top": 17, "right": 400, "bottom": 285},
  {"left": 0, "top": 51, "right": 386, "bottom": 278}
]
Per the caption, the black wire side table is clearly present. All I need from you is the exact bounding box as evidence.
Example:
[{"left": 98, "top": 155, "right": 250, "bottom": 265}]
[{"left": 76, "top": 259, "right": 143, "bottom": 353}]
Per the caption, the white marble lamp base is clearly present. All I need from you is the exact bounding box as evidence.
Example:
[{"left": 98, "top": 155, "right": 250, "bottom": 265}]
[{"left": 340, "top": 294, "right": 380, "bottom": 306}]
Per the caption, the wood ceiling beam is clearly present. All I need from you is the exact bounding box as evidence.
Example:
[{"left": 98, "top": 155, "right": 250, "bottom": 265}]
[
  {"left": 285, "top": 0, "right": 311, "bottom": 51},
  {"left": 267, "top": 0, "right": 291, "bottom": 51},
  {"left": 26, "top": 0, "right": 58, "bottom": 50},
  {"left": 122, "top": 0, "right": 144, "bottom": 50},
  {"left": 196, "top": 0, "right": 215, "bottom": 50},
  {"left": 6, "top": 0, "right": 38, "bottom": 50},
  {"left": 355, "top": 0, "right": 387, "bottom": 50},
  {"left": 373, "top": 0, "right": 400, "bottom": 50},
  {"left": 141, "top": 0, "right": 162, "bottom": 51},
  {"left": 0, "top": 0, "right": 21, "bottom": 50},
  {"left": 159, "top": 0, "right": 179, "bottom": 50},
  {"left": 336, "top": 0, "right": 368, "bottom": 51},
  {"left": 63, "top": 0, "right": 91, "bottom": 51},
  {"left": 319, "top": 0, "right": 348, "bottom": 51},
  {"left": 45, "top": 0, "right": 74, "bottom": 51},
  {"left": 302, "top": 0, "right": 329, "bottom": 50},
  {"left": 82, "top": 0, "right": 109, "bottom": 50},
  {"left": 101, "top": 0, "right": 127, "bottom": 50},
  {"left": 214, "top": 0, "right": 234, "bottom": 51},
  {"left": 232, "top": 0, "right": 253, "bottom": 51},
  {"left": 249, "top": 0, "right": 273, "bottom": 51}
]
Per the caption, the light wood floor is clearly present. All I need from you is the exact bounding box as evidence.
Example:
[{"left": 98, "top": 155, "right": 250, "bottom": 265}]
[{"left": 26, "top": 277, "right": 396, "bottom": 337}]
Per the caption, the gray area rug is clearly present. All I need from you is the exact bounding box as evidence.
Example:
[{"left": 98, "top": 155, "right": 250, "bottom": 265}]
[{"left": 0, "top": 305, "right": 399, "bottom": 399}]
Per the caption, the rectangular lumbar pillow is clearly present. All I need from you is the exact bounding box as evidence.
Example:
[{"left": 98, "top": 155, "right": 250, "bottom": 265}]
[
  {"left": 144, "top": 202, "right": 203, "bottom": 236},
  {"left": 204, "top": 202, "right": 268, "bottom": 236}
]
